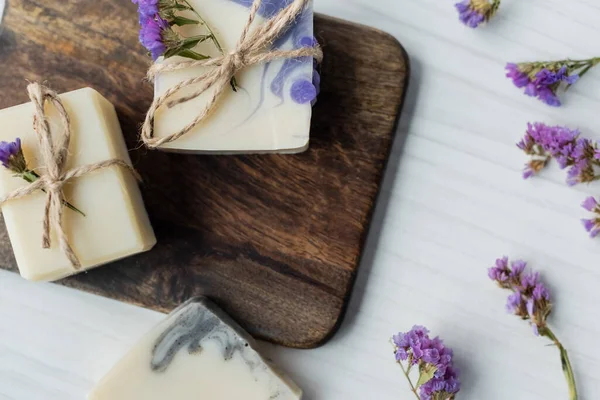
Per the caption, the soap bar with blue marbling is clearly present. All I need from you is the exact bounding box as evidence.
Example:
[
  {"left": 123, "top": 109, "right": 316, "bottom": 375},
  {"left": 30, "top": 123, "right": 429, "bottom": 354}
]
[
  {"left": 88, "top": 298, "right": 303, "bottom": 400},
  {"left": 153, "top": 0, "right": 317, "bottom": 154}
]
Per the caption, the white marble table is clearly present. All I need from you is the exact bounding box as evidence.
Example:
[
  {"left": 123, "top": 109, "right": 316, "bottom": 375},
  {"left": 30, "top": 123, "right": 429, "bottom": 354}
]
[{"left": 2, "top": 0, "right": 600, "bottom": 399}]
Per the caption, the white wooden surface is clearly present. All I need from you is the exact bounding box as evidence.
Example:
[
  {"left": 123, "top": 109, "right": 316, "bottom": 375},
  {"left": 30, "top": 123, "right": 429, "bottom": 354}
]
[{"left": 2, "top": 0, "right": 600, "bottom": 399}]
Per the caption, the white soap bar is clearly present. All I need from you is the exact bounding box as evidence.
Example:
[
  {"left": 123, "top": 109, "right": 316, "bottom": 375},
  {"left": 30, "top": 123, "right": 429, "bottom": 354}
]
[
  {"left": 89, "top": 298, "right": 302, "bottom": 400},
  {"left": 154, "top": 0, "right": 315, "bottom": 154},
  {"left": 0, "top": 88, "right": 156, "bottom": 281}
]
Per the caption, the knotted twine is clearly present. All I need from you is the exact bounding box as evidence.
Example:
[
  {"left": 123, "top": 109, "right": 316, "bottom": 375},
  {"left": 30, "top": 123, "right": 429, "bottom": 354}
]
[
  {"left": 141, "top": 0, "right": 323, "bottom": 148},
  {"left": 0, "top": 83, "right": 141, "bottom": 269}
]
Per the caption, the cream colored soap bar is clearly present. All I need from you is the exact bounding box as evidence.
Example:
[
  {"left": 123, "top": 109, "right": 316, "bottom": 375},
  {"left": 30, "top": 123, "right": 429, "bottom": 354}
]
[
  {"left": 0, "top": 88, "right": 156, "bottom": 281},
  {"left": 154, "top": 0, "right": 316, "bottom": 154},
  {"left": 89, "top": 297, "right": 302, "bottom": 400}
]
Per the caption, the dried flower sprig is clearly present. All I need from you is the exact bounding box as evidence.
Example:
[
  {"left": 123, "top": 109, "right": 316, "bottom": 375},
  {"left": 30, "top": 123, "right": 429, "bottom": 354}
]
[
  {"left": 133, "top": 0, "right": 237, "bottom": 89},
  {"left": 517, "top": 122, "right": 600, "bottom": 186},
  {"left": 455, "top": 0, "right": 500, "bottom": 28},
  {"left": 0, "top": 139, "right": 84, "bottom": 216},
  {"left": 489, "top": 257, "right": 577, "bottom": 400},
  {"left": 392, "top": 326, "right": 461, "bottom": 400},
  {"left": 506, "top": 58, "right": 600, "bottom": 106},
  {"left": 581, "top": 197, "right": 600, "bottom": 238}
]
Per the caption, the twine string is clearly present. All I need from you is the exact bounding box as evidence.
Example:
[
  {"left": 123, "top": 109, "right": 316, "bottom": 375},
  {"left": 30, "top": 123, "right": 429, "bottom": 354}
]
[
  {"left": 0, "top": 83, "right": 141, "bottom": 268},
  {"left": 141, "top": 0, "right": 323, "bottom": 148}
]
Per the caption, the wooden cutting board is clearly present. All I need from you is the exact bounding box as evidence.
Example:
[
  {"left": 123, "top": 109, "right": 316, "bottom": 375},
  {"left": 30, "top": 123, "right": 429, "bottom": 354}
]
[{"left": 0, "top": 0, "right": 408, "bottom": 348}]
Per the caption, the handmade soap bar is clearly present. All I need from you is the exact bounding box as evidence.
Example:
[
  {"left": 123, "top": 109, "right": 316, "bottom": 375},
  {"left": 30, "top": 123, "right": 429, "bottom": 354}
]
[
  {"left": 154, "top": 0, "right": 316, "bottom": 153},
  {"left": 0, "top": 88, "right": 156, "bottom": 281},
  {"left": 89, "top": 297, "right": 302, "bottom": 400}
]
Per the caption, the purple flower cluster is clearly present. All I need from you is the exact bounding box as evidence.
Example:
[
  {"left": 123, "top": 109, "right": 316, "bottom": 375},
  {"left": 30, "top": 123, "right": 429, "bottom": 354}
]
[
  {"left": 0, "top": 138, "right": 27, "bottom": 173},
  {"left": 517, "top": 122, "right": 600, "bottom": 185},
  {"left": 506, "top": 64, "right": 579, "bottom": 107},
  {"left": 132, "top": 0, "right": 159, "bottom": 23},
  {"left": 455, "top": 0, "right": 500, "bottom": 28},
  {"left": 393, "top": 326, "right": 460, "bottom": 400},
  {"left": 581, "top": 196, "right": 600, "bottom": 238},
  {"left": 132, "top": 0, "right": 169, "bottom": 60},
  {"left": 488, "top": 257, "right": 552, "bottom": 335},
  {"left": 140, "top": 16, "right": 169, "bottom": 61}
]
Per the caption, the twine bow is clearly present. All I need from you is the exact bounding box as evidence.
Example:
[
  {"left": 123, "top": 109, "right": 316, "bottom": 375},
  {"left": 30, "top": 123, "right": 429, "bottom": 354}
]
[
  {"left": 141, "top": 0, "right": 323, "bottom": 148},
  {"left": 0, "top": 83, "right": 141, "bottom": 268}
]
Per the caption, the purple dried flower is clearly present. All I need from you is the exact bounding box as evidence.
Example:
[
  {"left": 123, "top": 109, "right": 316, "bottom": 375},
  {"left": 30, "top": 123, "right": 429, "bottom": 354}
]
[
  {"left": 533, "top": 283, "right": 550, "bottom": 302},
  {"left": 506, "top": 63, "right": 530, "bottom": 88},
  {"left": 489, "top": 258, "right": 550, "bottom": 325},
  {"left": 521, "top": 271, "right": 539, "bottom": 291},
  {"left": 581, "top": 198, "right": 600, "bottom": 238},
  {"left": 455, "top": 0, "right": 500, "bottom": 28},
  {"left": 517, "top": 122, "right": 600, "bottom": 186},
  {"left": 510, "top": 260, "right": 526, "bottom": 278},
  {"left": 0, "top": 138, "right": 26, "bottom": 173},
  {"left": 488, "top": 257, "right": 577, "bottom": 399},
  {"left": 132, "top": 0, "right": 159, "bottom": 23},
  {"left": 582, "top": 196, "right": 598, "bottom": 212},
  {"left": 506, "top": 291, "right": 523, "bottom": 314},
  {"left": 392, "top": 326, "right": 460, "bottom": 400},
  {"left": 139, "top": 16, "right": 168, "bottom": 61},
  {"left": 506, "top": 58, "right": 599, "bottom": 106}
]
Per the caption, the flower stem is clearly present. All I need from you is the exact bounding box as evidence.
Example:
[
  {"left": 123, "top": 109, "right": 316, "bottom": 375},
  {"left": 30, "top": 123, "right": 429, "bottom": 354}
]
[
  {"left": 21, "top": 171, "right": 86, "bottom": 217},
  {"left": 179, "top": 0, "right": 238, "bottom": 90},
  {"left": 541, "top": 327, "right": 578, "bottom": 400},
  {"left": 490, "top": 0, "right": 501, "bottom": 16},
  {"left": 181, "top": 0, "right": 223, "bottom": 53},
  {"left": 399, "top": 362, "right": 421, "bottom": 400}
]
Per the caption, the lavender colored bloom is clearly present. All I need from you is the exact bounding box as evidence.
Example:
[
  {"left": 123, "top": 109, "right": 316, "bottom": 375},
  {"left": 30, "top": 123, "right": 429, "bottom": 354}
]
[
  {"left": 582, "top": 218, "right": 596, "bottom": 232},
  {"left": 132, "top": 0, "right": 159, "bottom": 18},
  {"left": 392, "top": 326, "right": 460, "bottom": 400},
  {"left": 537, "top": 87, "right": 561, "bottom": 107},
  {"left": 533, "top": 68, "right": 576, "bottom": 107},
  {"left": 510, "top": 260, "right": 526, "bottom": 278},
  {"left": 139, "top": 16, "right": 168, "bottom": 61},
  {"left": 488, "top": 265, "right": 508, "bottom": 282},
  {"left": 0, "top": 138, "right": 27, "bottom": 173},
  {"left": 489, "top": 256, "right": 529, "bottom": 292},
  {"left": 582, "top": 196, "right": 598, "bottom": 212},
  {"left": 506, "top": 58, "right": 597, "bottom": 106},
  {"left": 506, "top": 63, "right": 530, "bottom": 88},
  {"left": 489, "top": 257, "right": 553, "bottom": 332},
  {"left": 0, "top": 138, "right": 21, "bottom": 168},
  {"left": 506, "top": 291, "right": 523, "bottom": 313},
  {"left": 581, "top": 198, "right": 600, "bottom": 238},
  {"left": 423, "top": 348, "right": 440, "bottom": 364},
  {"left": 392, "top": 332, "right": 408, "bottom": 348},
  {"left": 522, "top": 165, "right": 535, "bottom": 179},
  {"left": 566, "top": 159, "right": 589, "bottom": 186},
  {"left": 533, "top": 283, "right": 550, "bottom": 301},
  {"left": 521, "top": 271, "right": 539, "bottom": 291},
  {"left": 455, "top": 0, "right": 498, "bottom": 28},
  {"left": 582, "top": 218, "right": 600, "bottom": 238},
  {"left": 517, "top": 122, "right": 600, "bottom": 187},
  {"left": 488, "top": 258, "right": 577, "bottom": 397}
]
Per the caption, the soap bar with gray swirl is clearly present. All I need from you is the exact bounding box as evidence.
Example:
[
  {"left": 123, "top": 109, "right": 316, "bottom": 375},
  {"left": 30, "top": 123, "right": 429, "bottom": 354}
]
[{"left": 88, "top": 297, "right": 302, "bottom": 400}]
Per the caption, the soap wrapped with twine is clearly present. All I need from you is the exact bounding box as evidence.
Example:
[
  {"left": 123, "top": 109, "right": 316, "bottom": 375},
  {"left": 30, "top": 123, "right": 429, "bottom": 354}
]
[
  {"left": 140, "top": 0, "right": 323, "bottom": 148},
  {"left": 0, "top": 83, "right": 141, "bottom": 269}
]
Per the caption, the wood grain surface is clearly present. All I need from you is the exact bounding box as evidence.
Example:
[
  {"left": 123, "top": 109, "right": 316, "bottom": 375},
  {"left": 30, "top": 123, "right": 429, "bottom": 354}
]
[{"left": 0, "top": 0, "right": 408, "bottom": 348}]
